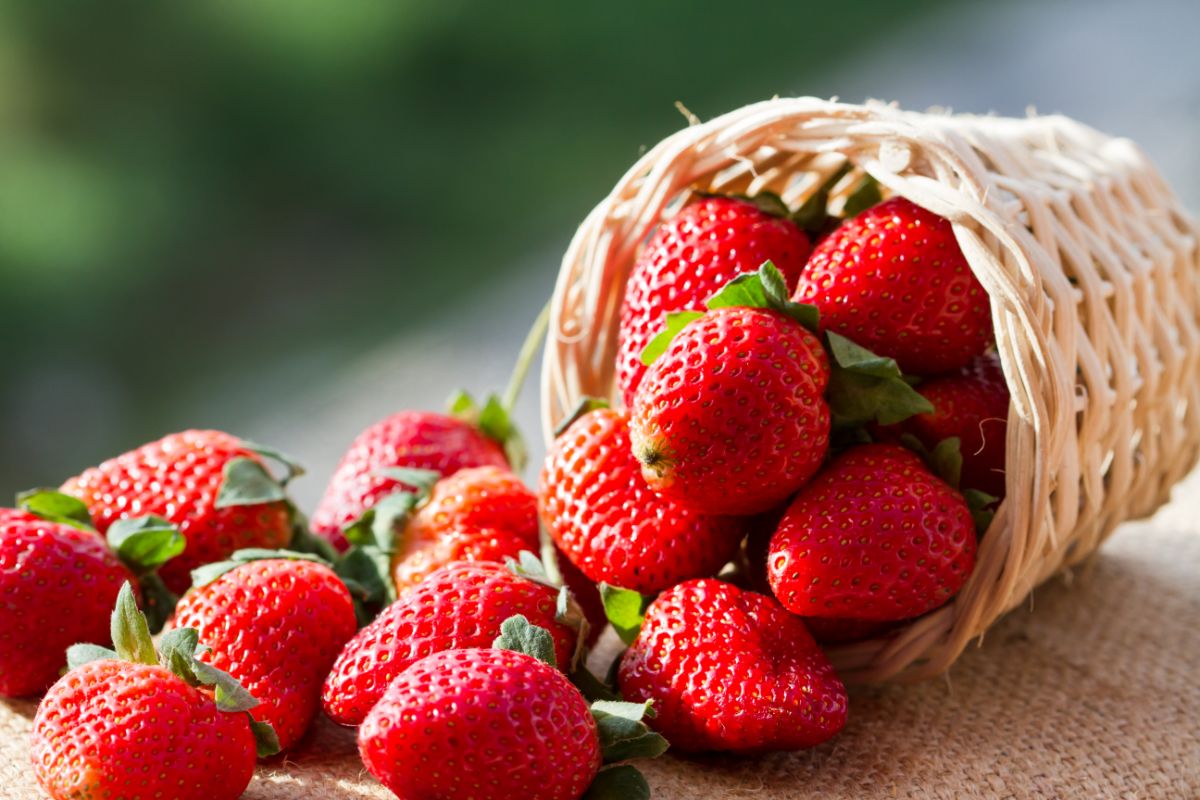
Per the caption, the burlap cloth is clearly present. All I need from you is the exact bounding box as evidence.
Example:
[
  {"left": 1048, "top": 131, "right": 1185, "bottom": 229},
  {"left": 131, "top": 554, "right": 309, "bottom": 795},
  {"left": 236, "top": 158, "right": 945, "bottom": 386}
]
[{"left": 4, "top": 470, "right": 1198, "bottom": 799}]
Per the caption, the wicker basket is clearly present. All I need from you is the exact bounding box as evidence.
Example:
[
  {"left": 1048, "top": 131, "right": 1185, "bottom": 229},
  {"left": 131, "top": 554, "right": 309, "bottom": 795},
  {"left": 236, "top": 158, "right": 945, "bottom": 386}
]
[{"left": 540, "top": 97, "right": 1200, "bottom": 682}]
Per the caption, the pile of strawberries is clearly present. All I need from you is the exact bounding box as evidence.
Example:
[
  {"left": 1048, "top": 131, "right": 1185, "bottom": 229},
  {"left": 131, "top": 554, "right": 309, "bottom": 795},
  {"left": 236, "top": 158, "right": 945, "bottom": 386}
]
[{"left": 0, "top": 177, "right": 1010, "bottom": 800}]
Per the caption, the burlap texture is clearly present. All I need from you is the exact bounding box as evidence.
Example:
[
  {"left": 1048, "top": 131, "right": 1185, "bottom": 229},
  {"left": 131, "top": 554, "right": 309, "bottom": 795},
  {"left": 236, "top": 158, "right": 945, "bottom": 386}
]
[{"left": 3, "top": 471, "right": 1198, "bottom": 799}]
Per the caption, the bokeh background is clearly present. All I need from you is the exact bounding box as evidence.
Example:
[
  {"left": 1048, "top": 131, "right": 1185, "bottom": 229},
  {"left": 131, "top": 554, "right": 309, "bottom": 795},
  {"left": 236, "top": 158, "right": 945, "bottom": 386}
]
[{"left": 2, "top": 0, "right": 1197, "bottom": 508}]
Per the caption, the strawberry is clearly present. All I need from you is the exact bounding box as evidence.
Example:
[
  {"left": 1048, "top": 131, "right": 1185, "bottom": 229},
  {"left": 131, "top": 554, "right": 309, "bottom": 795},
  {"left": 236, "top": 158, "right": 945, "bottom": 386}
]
[
  {"left": 876, "top": 351, "right": 1009, "bottom": 498},
  {"left": 62, "top": 430, "right": 298, "bottom": 595},
  {"left": 794, "top": 196, "right": 992, "bottom": 375},
  {"left": 540, "top": 406, "right": 746, "bottom": 594},
  {"left": 30, "top": 584, "right": 277, "bottom": 800},
  {"left": 767, "top": 443, "right": 977, "bottom": 620},
  {"left": 360, "top": 647, "right": 600, "bottom": 800},
  {"left": 389, "top": 465, "right": 540, "bottom": 594},
  {"left": 311, "top": 411, "right": 509, "bottom": 551},
  {"left": 617, "top": 195, "right": 811, "bottom": 405},
  {"left": 552, "top": 545, "right": 607, "bottom": 647},
  {"left": 171, "top": 554, "right": 358, "bottom": 750},
  {"left": 322, "top": 560, "right": 582, "bottom": 726},
  {"left": 0, "top": 508, "right": 133, "bottom": 697},
  {"left": 359, "top": 617, "right": 665, "bottom": 800},
  {"left": 618, "top": 578, "right": 848, "bottom": 753},
  {"left": 630, "top": 305, "right": 831, "bottom": 516}
]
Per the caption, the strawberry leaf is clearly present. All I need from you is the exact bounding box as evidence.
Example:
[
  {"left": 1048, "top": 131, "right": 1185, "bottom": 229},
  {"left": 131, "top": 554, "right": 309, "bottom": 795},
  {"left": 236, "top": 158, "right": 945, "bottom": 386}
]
[
  {"left": 191, "top": 659, "right": 259, "bottom": 713},
  {"left": 493, "top": 614, "right": 558, "bottom": 668},
  {"left": 965, "top": 489, "right": 999, "bottom": 535},
  {"left": 215, "top": 457, "right": 287, "bottom": 509},
  {"left": 107, "top": 516, "right": 184, "bottom": 576},
  {"left": 590, "top": 700, "right": 669, "bottom": 763},
  {"left": 706, "top": 261, "right": 819, "bottom": 331},
  {"left": 373, "top": 467, "right": 442, "bottom": 495},
  {"left": 899, "top": 434, "right": 963, "bottom": 489},
  {"left": 342, "top": 490, "right": 422, "bottom": 553},
  {"left": 159, "top": 627, "right": 202, "bottom": 682},
  {"left": 826, "top": 331, "right": 934, "bottom": 428},
  {"left": 16, "top": 488, "right": 94, "bottom": 530},
  {"left": 639, "top": 311, "right": 702, "bottom": 367},
  {"left": 334, "top": 545, "right": 395, "bottom": 625},
  {"left": 448, "top": 390, "right": 527, "bottom": 472},
  {"left": 600, "top": 585, "right": 650, "bottom": 646},
  {"left": 554, "top": 397, "right": 611, "bottom": 437},
  {"left": 66, "top": 643, "right": 118, "bottom": 671},
  {"left": 237, "top": 439, "right": 306, "bottom": 487},
  {"left": 505, "top": 550, "right": 557, "bottom": 588},
  {"left": 111, "top": 582, "right": 157, "bottom": 667},
  {"left": 249, "top": 718, "right": 281, "bottom": 758},
  {"left": 583, "top": 765, "right": 651, "bottom": 800}
]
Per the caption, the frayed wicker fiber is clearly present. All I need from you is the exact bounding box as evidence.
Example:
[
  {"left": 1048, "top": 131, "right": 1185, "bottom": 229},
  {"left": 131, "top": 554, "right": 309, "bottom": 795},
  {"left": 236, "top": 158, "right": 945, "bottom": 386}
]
[{"left": 540, "top": 97, "right": 1200, "bottom": 682}]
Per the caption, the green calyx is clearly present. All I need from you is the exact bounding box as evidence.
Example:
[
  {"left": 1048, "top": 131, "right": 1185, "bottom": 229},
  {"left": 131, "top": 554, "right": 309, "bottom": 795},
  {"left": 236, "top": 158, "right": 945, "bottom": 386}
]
[
  {"left": 107, "top": 516, "right": 185, "bottom": 577},
  {"left": 825, "top": 331, "right": 934, "bottom": 429},
  {"left": 17, "top": 488, "right": 95, "bottom": 530},
  {"left": 493, "top": 614, "right": 558, "bottom": 668},
  {"left": 590, "top": 700, "right": 669, "bottom": 763},
  {"left": 215, "top": 437, "right": 306, "bottom": 510},
  {"left": 965, "top": 489, "right": 999, "bottom": 535},
  {"left": 449, "top": 389, "right": 527, "bottom": 472},
  {"left": 65, "top": 582, "right": 281, "bottom": 757},
  {"left": 580, "top": 701, "right": 668, "bottom": 800},
  {"left": 640, "top": 261, "right": 820, "bottom": 367},
  {"left": 900, "top": 434, "right": 964, "bottom": 489},
  {"left": 600, "top": 584, "right": 650, "bottom": 646},
  {"left": 505, "top": 551, "right": 591, "bottom": 670}
]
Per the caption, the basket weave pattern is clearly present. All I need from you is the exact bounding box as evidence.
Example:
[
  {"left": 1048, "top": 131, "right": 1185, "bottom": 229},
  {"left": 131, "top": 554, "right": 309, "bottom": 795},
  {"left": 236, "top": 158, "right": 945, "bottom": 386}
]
[{"left": 541, "top": 98, "right": 1200, "bottom": 681}]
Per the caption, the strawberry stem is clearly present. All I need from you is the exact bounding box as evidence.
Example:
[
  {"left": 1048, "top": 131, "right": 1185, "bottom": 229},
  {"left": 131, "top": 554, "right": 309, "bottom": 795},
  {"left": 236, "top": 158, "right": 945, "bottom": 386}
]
[{"left": 502, "top": 299, "right": 552, "bottom": 414}]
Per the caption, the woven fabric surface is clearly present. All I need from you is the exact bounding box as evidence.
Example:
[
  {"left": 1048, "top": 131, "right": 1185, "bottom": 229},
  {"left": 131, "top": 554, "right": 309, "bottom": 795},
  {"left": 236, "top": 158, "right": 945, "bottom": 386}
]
[{"left": 2, "top": 469, "right": 1198, "bottom": 799}]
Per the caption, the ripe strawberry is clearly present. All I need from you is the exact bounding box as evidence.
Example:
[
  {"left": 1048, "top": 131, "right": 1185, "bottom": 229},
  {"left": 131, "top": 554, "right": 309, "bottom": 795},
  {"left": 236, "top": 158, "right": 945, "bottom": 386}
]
[
  {"left": 768, "top": 443, "right": 977, "bottom": 620},
  {"left": 360, "top": 647, "right": 602, "bottom": 800},
  {"left": 617, "top": 195, "right": 811, "bottom": 405},
  {"left": 630, "top": 306, "right": 831, "bottom": 516},
  {"left": 618, "top": 578, "right": 848, "bottom": 752},
  {"left": 0, "top": 509, "right": 132, "bottom": 697},
  {"left": 876, "top": 352, "right": 1009, "bottom": 498},
  {"left": 540, "top": 407, "right": 746, "bottom": 594},
  {"left": 322, "top": 560, "right": 581, "bottom": 726},
  {"left": 794, "top": 196, "right": 992, "bottom": 375},
  {"left": 30, "top": 584, "right": 275, "bottom": 800},
  {"left": 390, "top": 465, "right": 539, "bottom": 594},
  {"left": 311, "top": 411, "right": 509, "bottom": 551},
  {"left": 172, "top": 555, "right": 358, "bottom": 750},
  {"left": 62, "top": 430, "right": 295, "bottom": 594}
]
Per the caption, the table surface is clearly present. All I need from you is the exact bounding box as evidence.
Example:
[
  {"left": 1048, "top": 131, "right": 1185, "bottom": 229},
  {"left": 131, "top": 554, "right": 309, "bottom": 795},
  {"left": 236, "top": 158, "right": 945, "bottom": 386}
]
[{"left": 3, "top": 469, "right": 1199, "bottom": 800}]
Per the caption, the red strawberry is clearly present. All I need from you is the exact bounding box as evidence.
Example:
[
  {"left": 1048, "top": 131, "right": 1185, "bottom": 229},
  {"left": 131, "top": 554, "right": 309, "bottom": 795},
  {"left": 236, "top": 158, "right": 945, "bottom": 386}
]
[
  {"left": 62, "top": 430, "right": 294, "bottom": 594},
  {"left": 171, "top": 556, "right": 358, "bottom": 750},
  {"left": 311, "top": 411, "right": 509, "bottom": 551},
  {"left": 540, "top": 407, "right": 746, "bottom": 593},
  {"left": 618, "top": 578, "right": 848, "bottom": 752},
  {"left": 794, "top": 196, "right": 992, "bottom": 375},
  {"left": 630, "top": 306, "right": 831, "bottom": 516},
  {"left": 877, "top": 352, "right": 1009, "bottom": 498},
  {"left": 360, "top": 647, "right": 602, "bottom": 800},
  {"left": 0, "top": 509, "right": 132, "bottom": 697},
  {"left": 390, "top": 466, "right": 539, "bottom": 594},
  {"left": 30, "top": 584, "right": 273, "bottom": 800},
  {"left": 768, "top": 443, "right": 977, "bottom": 620},
  {"left": 617, "top": 196, "right": 811, "bottom": 405},
  {"left": 322, "top": 560, "right": 581, "bottom": 726}
]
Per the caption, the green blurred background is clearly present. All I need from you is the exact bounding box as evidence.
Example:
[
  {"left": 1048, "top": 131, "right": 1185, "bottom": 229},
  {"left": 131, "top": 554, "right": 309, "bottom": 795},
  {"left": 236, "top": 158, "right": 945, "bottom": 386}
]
[{"left": 2, "top": 0, "right": 1197, "bottom": 505}]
